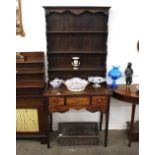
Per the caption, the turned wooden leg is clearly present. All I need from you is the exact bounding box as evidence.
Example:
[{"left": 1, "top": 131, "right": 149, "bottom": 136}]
[
  {"left": 100, "top": 112, "right": 103, "bottom": 131},
  {"left": 128, "top": 104, "right": 136, "bottom": 147}
]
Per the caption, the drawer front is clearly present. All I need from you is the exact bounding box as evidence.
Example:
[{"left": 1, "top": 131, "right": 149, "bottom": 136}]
[
  {"left": 66, "top": 97, "right": 90, "bottom": 105},
  {"left": 92, "top": 96, "right": 108, "bottom": 105},
  {"left": 48, "top": 97, "right": 64, "bottom": 106}
]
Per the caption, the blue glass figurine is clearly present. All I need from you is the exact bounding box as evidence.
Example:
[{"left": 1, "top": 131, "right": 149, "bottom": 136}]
[
  {"left": 108, "top": 66, "right": 122, "bottom": 88},
  {"left": 125, "top": 62, "right": 133, "bottom": 86}
]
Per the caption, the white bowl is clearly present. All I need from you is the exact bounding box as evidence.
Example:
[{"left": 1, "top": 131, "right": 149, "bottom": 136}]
[{"left": 65, "top": 77, "right": 88, "bottom": 91}]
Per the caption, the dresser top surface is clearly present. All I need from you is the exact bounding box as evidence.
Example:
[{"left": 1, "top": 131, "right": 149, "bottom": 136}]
[{"left": 44, "top": 85, "right": 112, "bottom": 97}]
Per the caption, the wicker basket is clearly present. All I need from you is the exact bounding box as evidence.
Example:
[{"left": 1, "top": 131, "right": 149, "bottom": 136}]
[{"left": 57, "top": 122, "right": 99, "bottom": 146}]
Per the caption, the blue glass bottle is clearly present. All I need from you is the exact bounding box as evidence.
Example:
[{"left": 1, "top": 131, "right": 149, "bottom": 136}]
[{"left": 108, "top": 66, "right": 122, "bottom": 88}]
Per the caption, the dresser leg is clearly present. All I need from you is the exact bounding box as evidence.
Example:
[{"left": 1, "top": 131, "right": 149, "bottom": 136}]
[
  {"left": 47, "top": 129, "right": 51, "bottom": 148},
  {"left": 104, "top": 103, "right": 110, "bottom": 147},
  {"left": 128, "top": 104, "right": 136, "bottom": 147},
  {"left": 40, "top": 139, "right": 47, "bottom": 144},
  {"left": 47, "top": 136, "right": 50, "bottom": 148},
  {"left": 49, "top": 113, "right": 53, "bottom": 132},
  {"left": 47, "top": 113, "right": 52, "bottom": 148},
  {"left": 99, "top": 112, "right": 103, "bottom": 131}
]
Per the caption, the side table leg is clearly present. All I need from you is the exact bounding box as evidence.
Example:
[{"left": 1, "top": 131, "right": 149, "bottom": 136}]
[
  {"left": 99, "top": 112, "right": 103, "bottom": 131},
  {"left": 128, "top": 104, "right": 136, "bottom": 147}
]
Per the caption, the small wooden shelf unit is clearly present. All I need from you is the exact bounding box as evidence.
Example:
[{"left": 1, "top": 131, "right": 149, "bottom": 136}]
[{"left": 16, "top": 52, "right": 48, "bottom": 143}]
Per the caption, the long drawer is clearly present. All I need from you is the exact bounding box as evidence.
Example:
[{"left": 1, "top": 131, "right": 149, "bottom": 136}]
[
  {"left": 48, "top": 97, "right": 64, "bottom": 106},
  {"left": 66, "top": 97, "right": 90, "bottom": 105}
]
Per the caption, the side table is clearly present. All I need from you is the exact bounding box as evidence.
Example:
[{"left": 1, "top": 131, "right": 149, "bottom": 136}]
[{"left": 112, "top": 84, "right": 139, "bottom": 147}]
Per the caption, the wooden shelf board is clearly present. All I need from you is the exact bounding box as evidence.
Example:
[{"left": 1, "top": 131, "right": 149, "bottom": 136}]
[
  {"left": 16, "top": 60, "right": 44, "bottom": 64},
  {"left": 47, "top": 31, "right": 107, "bottom": 34},
  {"left": 16, "top": 71, "right": 44, "bottom": 74},
  {"left": 48, "top": 68, "right": 105, "bottom": 71},
  {"left": 16, "top": 81, "right": 44, "bottom": 88},
  {"left": 47, "top": 51, "right": 106, "bottom": 54},
  {"left": 16, "top": 85, "right": 44, "bottom": 89},
  {"left": 16, "top": 95, "right": 43, "bottom": 98}
]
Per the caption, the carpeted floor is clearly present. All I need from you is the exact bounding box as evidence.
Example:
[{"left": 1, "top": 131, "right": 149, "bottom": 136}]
[{"left": 16, "top": 130, "right": 139, "bottom": 155}]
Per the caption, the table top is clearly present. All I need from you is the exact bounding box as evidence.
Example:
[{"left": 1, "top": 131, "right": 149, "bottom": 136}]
[{"left": 112, "top": 84, "right": 139, "bottom": 104}]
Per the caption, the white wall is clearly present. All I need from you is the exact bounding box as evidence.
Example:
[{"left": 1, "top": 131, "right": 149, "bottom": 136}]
[{"left": 16, "top": 0, "right": 139, "bottom": 130}]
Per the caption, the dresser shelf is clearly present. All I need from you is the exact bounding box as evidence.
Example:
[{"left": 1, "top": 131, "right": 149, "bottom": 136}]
[
  {"left": 47, "top": 30, "right": 107, "bottom": 34},
  {"left": 47, "top": 51, "right": 107, "bottom": 54},
  {"left": 48, "top": 67, "right": 106, "bottom": 72}
]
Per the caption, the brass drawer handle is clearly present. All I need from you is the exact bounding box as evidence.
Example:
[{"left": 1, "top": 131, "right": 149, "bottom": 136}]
[
  {"left": 97, "top": 99, "right": 103, "bottom": 103},
  {"left": 74, "top": 100, "right": 80, "bottom": 105},
  {"left": 54, "top": 99, "right": 59, "bottom": 103}
]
